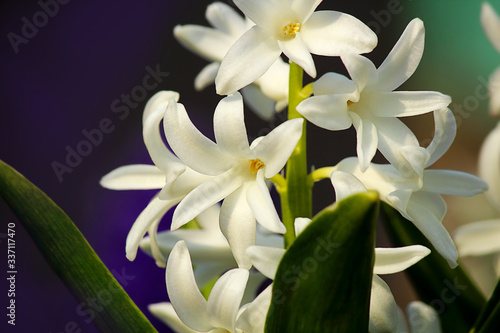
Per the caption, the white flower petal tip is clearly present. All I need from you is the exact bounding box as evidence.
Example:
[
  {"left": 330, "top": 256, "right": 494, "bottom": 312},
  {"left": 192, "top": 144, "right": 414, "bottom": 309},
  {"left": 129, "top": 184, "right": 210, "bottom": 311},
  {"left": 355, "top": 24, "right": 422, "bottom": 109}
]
[
  {"left": 294, "top": 217, "right": 312, "bottom": 235},
  {"left": 406, "top": 301, "right": 441, "bottom": 333},
  {"left": 143, "top": 90, "right": 180, "bottom": 122},
  {"left": 99, "top": 164, "right": 165, "bottom": 190},
  {"left": 374, "top": 245, "right": 431, "bottom": 275},
  {"left": 453, "top": 219, "right": 500, "bottom": 257},
  {"left": 246, "top": 245, "right": 285, "bottom": 279},
  {"left": 482, "top": 2, "right": 500, "bottom": 54},
  {"left": 148, "top": 302, "right": 200, "bottom": 333}
]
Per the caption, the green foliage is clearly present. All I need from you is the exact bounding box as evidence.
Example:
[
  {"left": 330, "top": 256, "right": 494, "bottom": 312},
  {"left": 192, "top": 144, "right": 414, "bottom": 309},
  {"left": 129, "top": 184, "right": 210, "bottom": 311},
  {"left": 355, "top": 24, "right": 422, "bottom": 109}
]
[
  {"left": 265, "top": 191, "right": 379, "bottom": 333},
  {"left": 0, "top": 160, "right": 157, "bottom": 332}
]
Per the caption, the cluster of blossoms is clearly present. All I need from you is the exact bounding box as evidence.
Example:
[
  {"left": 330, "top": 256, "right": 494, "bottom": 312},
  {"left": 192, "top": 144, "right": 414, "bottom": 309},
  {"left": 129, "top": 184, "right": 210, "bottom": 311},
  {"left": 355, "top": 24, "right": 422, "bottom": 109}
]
[{"left": 101, "top": 1, "right": 493, "bottom": 332}]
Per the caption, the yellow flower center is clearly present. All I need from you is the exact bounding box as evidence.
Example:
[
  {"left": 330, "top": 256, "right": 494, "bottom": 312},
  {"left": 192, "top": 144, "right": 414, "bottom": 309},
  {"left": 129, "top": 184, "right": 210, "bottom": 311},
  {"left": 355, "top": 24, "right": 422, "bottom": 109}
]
[
  {"left": 249, "top": 159, "right": 265, "bottom": 173},
  {"left": 282, "top": 22, "right": 300, "bottom": 39}
]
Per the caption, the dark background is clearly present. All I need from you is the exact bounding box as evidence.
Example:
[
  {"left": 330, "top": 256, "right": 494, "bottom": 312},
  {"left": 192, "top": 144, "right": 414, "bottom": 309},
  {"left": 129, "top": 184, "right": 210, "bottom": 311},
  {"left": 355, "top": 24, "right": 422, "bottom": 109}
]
[{"left": 0, "top": 0, "right": 497, "bottom": 332}]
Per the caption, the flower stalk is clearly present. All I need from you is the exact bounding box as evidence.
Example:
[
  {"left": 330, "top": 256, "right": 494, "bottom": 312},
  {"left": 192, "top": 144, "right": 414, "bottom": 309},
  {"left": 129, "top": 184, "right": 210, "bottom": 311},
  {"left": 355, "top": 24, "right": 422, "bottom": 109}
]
[{"left": 282, "top": 62, "right": 313, "bottom": 248}]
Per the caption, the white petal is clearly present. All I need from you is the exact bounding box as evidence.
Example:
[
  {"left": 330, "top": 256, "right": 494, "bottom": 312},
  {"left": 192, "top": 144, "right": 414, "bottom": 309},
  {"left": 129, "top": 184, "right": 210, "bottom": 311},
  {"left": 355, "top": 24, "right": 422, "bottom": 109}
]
[
  {"left": 453, "top": 219, "right": 500, "bottom": 256},
  {"left": 406, "top": 199, "right": 458, "bottom": 268},
  {"left": 342, "top": 53, "right": 378, "bottom": 92},
  {"left": 479, "top": 122, "right": 500, "bottom": 211},
  {"left": 236, "top": 285, "right": 273, "bottom": 333},
  {"left": 376, "top": 19, "right": 425, "bottom": 92},
  {"left": 426, "top": 108, "right": 456, "bottom": 167},
  {"left": 213, "top": 93, "right": 251, "bottom": 158},
  {"left": 194, "top": 62, "right": 220, "bottom": 91},
  {"left": 291, "top": 0, "right": 322, "bottom": 23},
  {"left": 295, "top": 217, "right": 312, "bottom": 235},
  {"left": 247, "top": 171, "right": 286, "bottom": 233},
  {"left": 481, "top": 2, "right": 500, "bottom": 54},
  {"left": 351, "top": 112, "right": 378, "bottom": 171},
  {"left": 100, "top": 164, "right": 165, "bottom": 190},
  {"left": 296, "top": 95, "right": 353, "bottom": 131},
  {"left": 368, "top": 91, "right": 451, "bottom": 118},
  {"left": 278, "top": 32, "right": 316, "bottom": 78},
  {"left": 301, "top": 11, "right": 377, "bottom": 56},
  {"left": 407, "top": 301, "right": 442, "bottom": 333},
  {"left": 374, "top": 245, "right": 430, "bottom": 275},
  {"left": 488, "top": 67, "right": 500, "bottom": 117},
  {"left": 216, "top": 25, "right": 281, "bottom": 95},
  {"left": 159, "top": 167, "right": 212, "bottom": 201},
  {"left": 164, "top": 101, "right": 231, "bottom": 175},
  {"left": 144, "top": 107, "right": 185, "bottom": 173},
  {"left": 233, "top": 0, "right": 278, "bottom": 31},
  {"left": 241, "top": 85, "right": 276, "bottom": 121},
  {"left": 173, "top": 25, "right": 234, "bottom": 62},
  {"left": 148, "top": 302, "right": 201, "bottom": 333},
  {"left": 166, "top": 241, "right": 211, "bottom": 332},
  {"left": 331, "top": 170, "right": 367, "bottom": 202},
  {"left": 411, "top": 191, "right": 447, "bottom": 225},
  {"left": 126, "top": 195, "right": 177, "bottom": 261},
  {"left": 143, "top": 90, "right": 180, "bottom": 123},
  {"left": 172, "top": 169, "right": 243, "bottom": 230},
  {"left": 253, "top": 118, "right": 304, "bottom": 177},
  {"left": 369, "top": 275, "right": 398, "bottom": 333},
  {"left": 147, "top": 214, "right": 167, "bottom": 267},
  {"left": 206, "top": 2, "right": 248, "bottom": 36},
  {"left": 247, "top": 246, "right": 285, "bottom": 279},
  {"left": 423, "top": 170, "right": 488, "bottom": 197},
  {"left": 254, "top": 54, "right": 289, "bottom": 105},
  {"left": 373, "top": 117, "right": 428, "bottom": 178},
  {"left": 386, "top": 189, "right": 413, "bottom": 217},
  {"left": 313, "top": 72, "right": 357, "bottom": 95},
  {"left": 207, "top": 268, "right": 249, "bottom": 331},
  {"left": 220, "top": 186, "right": 257, "bottom": 269}
]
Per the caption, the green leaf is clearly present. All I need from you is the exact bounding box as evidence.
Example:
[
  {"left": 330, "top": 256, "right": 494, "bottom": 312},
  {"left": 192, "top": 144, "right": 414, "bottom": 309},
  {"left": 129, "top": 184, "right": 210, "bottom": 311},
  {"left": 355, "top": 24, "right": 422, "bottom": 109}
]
[
  {"left": 381, "top": 202, "right": 485, "bottom": 333},
  {"left": 265, "top": 191, "right": 379, "bottom": 333},
  {"left": 471, "top": 277, "right": 500, "bottom": 333},
  {"left": 0, "top": 160, "right": 157, "bottom": 332}
]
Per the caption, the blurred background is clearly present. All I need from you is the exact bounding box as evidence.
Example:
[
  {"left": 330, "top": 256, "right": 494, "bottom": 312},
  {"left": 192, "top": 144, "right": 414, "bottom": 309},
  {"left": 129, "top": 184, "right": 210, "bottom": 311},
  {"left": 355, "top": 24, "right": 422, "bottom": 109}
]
[{"left": 0, "top": 0, "right": 498, "bottom": 332}]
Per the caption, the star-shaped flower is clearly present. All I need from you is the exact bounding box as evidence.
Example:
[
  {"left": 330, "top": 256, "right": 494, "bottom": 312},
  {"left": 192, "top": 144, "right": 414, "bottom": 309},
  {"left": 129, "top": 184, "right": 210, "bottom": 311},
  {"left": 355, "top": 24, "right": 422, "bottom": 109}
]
[
  {"left": 174, "top": 2, "right": 290, "bottom": 119},
  {"left": 296, "top": 18, "right": 451, "bottom": 178},
  {"left": 330, "top": 109, "right": 488, "bottom": 267},
  {"left": 100, "top": 91, "right": 211, "bottom": 267},
  {"left": 163, "top": 92, "right": 303, "bottom": 268},
  {"left": 215, "top": 0, "right": 377, "bottom": 95}
]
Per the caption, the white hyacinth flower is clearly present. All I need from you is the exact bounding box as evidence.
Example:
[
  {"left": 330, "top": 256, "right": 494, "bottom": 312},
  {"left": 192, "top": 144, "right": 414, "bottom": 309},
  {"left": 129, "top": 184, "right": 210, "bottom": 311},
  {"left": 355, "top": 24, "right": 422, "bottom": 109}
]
[
  {"left": 215, "top": 0, "right": 377, "bottom": 95},
  {"left": 297, "top": 18, "right": 451, "bottom": 178},
  {"left": 163, "top": 92, "right": 303, "bottom": 269},
  {"left": 481, "top": 2, "right": 500, "bottom": 117},
  {"left": 174, "top": 2, "right": 290, "bottom": 119},
  {"left": 453, "top": 121, "right": 500, "bottom": 295},
  {"left": 330, "top": 108, "right": 488, "bottom": 267},
  {"left": 100, "top": 91, "right": 211, "bottom": 267},
  {"left": 246, "top": 217, "right": 431, "bottom": 333},
  {"left": 163, "top": 241, "right": 271, "bottom": 333}
]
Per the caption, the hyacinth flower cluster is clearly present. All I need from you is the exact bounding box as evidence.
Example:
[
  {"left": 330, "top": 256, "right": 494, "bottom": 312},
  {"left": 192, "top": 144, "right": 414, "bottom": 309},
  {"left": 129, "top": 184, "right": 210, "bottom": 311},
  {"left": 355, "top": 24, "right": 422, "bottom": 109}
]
[{"left": 98, "top": 1, "right": 499, "bottom": 332}]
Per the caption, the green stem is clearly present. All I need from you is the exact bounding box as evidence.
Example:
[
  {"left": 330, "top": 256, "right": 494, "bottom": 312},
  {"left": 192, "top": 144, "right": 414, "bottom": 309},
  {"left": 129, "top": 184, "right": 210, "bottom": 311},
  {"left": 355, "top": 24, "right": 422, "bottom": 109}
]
[
  {"left": 309, "top": 166, "right": 337, "bottom": 183},
  {"left": 282, "top": 62, "right": 313, "bottom": 248}
]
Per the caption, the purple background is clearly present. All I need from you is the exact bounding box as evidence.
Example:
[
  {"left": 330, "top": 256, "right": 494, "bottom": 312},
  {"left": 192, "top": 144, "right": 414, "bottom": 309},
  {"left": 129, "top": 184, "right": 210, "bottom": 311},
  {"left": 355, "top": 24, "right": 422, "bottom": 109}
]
[{"left": 0, "top": 0, "right": 495, "bottom": 332}]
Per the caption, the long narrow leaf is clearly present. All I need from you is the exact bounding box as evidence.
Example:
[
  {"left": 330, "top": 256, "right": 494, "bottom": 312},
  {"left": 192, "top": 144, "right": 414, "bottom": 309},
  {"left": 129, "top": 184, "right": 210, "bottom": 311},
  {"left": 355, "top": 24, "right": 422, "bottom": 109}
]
[
  {"left": 471, "top": 277, "right": 500, "bottom": 333},
  {"left": 381, "top": 202, "right": 485, "bottom": 333},
  {"left": 265, "top": 191, "right": 379, "bottom": 332},
  {"left": 0, "top": 160, "right": 157, "bottom": 332}
]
